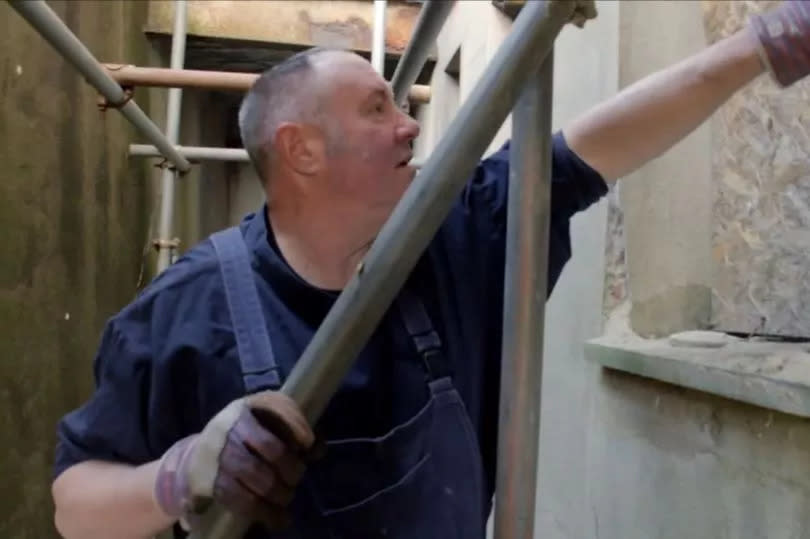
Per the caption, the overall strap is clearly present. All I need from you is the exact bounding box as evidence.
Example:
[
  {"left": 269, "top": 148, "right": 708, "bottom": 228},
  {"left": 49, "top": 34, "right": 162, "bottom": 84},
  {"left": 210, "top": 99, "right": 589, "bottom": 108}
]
[
  {"left": 397, "top": 288, "right": 451, "bottom": 381},
  {"left": 211, "top": 227, "right": 281, "bottom": 392}
]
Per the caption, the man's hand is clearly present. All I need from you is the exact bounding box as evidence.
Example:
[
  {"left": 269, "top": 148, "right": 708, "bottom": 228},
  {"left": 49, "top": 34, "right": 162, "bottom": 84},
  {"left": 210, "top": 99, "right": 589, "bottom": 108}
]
[
  {"left": 568, "top": 0, "right": 597, "bottom": 29},
  {"left": 751, "top": 0, "right": 810, "bottom": 87},
  {"left": 153, "top": 391, "right": 315, "bottom": 531}
]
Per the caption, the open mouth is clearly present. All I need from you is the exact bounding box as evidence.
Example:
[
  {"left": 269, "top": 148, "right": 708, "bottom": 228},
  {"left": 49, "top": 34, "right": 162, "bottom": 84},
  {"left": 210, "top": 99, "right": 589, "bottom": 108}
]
[{"left": 396, "top": 156, "right": 413, "bottom": 168}]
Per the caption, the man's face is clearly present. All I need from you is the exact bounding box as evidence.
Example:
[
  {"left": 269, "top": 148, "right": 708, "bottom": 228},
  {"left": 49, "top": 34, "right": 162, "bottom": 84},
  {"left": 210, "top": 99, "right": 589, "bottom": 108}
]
[{"left": 315, "top": 53, "right": 421, "bottom": 221}]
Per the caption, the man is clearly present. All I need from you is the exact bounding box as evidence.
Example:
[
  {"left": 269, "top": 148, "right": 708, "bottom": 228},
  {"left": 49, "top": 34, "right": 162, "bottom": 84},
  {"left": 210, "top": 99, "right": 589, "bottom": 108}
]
[{"left": 51, "top": 2, "right": 809, "bottom": 538}]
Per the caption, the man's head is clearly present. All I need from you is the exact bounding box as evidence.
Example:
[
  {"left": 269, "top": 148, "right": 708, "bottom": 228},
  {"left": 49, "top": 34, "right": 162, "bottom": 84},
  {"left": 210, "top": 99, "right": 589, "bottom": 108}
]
[{"left": 238, "top": 48, "right": 420, "bottom": 224}]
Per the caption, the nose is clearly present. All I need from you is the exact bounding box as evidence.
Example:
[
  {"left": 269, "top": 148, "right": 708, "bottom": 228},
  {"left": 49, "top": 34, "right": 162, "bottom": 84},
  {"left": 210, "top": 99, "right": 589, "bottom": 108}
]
[{"left": 395, "top": 108, "right": 420, "bottom": 144}]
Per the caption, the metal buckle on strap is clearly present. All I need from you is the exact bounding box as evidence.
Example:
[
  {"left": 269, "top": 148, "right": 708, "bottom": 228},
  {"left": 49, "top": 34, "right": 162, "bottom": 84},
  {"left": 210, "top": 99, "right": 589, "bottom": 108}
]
[{"left": 421, "top": 348, "right": 450, "bottom": 380}]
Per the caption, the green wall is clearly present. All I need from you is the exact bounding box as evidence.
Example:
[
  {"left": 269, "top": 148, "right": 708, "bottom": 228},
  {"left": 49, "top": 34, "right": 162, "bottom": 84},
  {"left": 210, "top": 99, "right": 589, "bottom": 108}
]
[{"left": 0, "top": 1, "right": 153, "bottom": 536}]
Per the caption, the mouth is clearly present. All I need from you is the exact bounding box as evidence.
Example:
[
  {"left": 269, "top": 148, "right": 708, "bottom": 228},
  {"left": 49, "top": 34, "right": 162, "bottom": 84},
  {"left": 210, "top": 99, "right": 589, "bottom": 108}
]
[{"left": 395, "top": 155, "right": 413, "bottom": 168}]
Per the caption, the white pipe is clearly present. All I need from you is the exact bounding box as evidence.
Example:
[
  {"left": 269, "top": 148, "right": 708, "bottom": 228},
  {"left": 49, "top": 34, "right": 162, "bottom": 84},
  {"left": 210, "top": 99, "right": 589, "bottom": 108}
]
[
  {"left": 372, "top": 0, "right": 387, "bottom": 74},
  {"left": 155, "top": 0, "right": 188, "bottom": 273},
  {"left": 130, "top": 143, "right": 424, "bottom": 169},
  {"left": 131, "top": 144, "right": 249, "bottom": 162}
]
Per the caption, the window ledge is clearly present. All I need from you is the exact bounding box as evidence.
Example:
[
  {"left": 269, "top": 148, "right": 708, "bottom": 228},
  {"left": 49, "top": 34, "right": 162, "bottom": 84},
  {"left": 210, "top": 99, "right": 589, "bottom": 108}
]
[{"left": 585, "top": 332, "right": 810, "bottom": 418}]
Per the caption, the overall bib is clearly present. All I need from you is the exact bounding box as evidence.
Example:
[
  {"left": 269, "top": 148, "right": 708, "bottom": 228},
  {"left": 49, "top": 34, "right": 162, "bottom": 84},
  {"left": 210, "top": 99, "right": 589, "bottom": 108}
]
[{"left": 212, "top": 226, "right": 488, "bottom": 539}]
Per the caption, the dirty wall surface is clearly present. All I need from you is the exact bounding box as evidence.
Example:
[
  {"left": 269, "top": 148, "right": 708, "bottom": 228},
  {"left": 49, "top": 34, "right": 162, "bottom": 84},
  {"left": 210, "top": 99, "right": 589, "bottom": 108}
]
[
  {"left": 0, "top": 2, "right": 153, "bottom": 536},
  {"left": 706, "top": 0, "right": 810, "bottom": 338},
  {"left": 533, "top": 1, "right": 810, "bottom": 538}
]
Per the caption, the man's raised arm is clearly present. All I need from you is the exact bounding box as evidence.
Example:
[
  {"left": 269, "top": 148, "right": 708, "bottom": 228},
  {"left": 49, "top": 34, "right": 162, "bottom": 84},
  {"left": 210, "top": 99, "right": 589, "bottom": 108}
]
[{"left": 563, "top": 1, "right": 808, "bottom": 183}]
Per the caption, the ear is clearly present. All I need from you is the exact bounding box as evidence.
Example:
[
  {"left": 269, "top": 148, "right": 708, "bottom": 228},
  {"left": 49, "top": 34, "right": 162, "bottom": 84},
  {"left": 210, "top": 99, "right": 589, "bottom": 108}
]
[{"left": 274, "top": 122, "right": 325, "bottom": 176}]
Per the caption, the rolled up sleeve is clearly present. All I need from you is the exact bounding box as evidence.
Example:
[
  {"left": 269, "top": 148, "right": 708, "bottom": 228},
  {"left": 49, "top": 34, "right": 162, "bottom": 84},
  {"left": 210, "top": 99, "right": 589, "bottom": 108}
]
[
  {"left": 465, "top": 131, "right": 608, "bottom": 294},
  {"left": 53, "top": 315, "right": 157, "bottom": 478}
]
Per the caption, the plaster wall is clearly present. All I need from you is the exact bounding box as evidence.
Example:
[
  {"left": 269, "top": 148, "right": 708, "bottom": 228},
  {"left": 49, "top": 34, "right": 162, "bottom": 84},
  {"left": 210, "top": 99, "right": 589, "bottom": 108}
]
[
  {"left": 566, "top": 3, "right": 810, "bottom": 539},
  {"left": 0, "top": 2, "right": 154, "bottom": 536}
]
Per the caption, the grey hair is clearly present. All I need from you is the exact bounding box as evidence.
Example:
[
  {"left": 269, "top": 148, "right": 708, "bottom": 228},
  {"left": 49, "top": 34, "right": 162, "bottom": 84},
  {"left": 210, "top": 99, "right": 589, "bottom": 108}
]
[{"left": 238, "top": 47, "right": 332, "bottom": 182}]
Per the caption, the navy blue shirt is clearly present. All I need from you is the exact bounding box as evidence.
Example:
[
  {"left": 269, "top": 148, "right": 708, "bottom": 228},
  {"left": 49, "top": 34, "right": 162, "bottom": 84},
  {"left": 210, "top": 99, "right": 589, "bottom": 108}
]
[{"left": 54, "top": 133, "right": 607, "bottom": 506}]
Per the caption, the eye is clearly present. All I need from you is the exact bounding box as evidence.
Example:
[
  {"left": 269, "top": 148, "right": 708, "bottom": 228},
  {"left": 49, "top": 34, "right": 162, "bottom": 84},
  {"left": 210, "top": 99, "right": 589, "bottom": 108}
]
[{"left": 374, "top": 102, "right": 385, "bottom": 113}]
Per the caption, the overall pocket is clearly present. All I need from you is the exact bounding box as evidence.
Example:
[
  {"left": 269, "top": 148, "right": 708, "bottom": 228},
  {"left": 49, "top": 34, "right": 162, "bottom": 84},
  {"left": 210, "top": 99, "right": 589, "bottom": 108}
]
[
  {"left": 309, "top": 395, "right": 435, "bottom": 513},
  {"left": 319, "top": 451, "right": 450, "bottom": 539}
]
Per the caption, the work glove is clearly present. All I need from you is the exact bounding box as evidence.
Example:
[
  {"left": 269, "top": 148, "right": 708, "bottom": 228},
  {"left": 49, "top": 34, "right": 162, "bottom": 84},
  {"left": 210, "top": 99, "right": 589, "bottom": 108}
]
[
  {"left": 567, "top": 0, "right": 598, "bottom": 29},
  {"left": 153, "top": 391, "right": 315, "bottom": 531},
  {"left": 750, "top": 0, "right": 810, "bottom": 87}
]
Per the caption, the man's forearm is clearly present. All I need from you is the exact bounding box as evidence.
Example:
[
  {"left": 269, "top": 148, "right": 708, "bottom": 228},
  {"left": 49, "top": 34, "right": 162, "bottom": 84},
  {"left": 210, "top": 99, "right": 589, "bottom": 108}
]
[
  {"left": 53, "top": 460, "right": 176, "bottom": 539},
  {"left": 563, "top": 27, "right": 764, "bottom": 183}
]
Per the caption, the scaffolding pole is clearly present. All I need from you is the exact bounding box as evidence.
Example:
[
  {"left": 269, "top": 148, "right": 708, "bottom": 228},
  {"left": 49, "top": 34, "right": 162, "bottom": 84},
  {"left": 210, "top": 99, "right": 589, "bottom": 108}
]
[
  {"left": 129, "top": 143, "right": 425, "bottom": 169},
  {"left": 155, "top": 0, "right": 188, "bottom": 273},
  {"left": 6, "top": 0, "right": 191, "bottom": 173},
  {"left": 390, "top": 0, "right": 455, "bottom": 105},
  {"left": 188, "top": 0, "right": 576, "bottom": 537},
  {"left": 372, "top": 0, "right": 387, "bottom": 74},
  {"left": 493, "top": 50, "right": 554, "bottom": 539},
  {"left": 101, "top": 64, "right": 432, "bottom": 103},
  {"left": 131, "top": 144, "right": 250, "bottom": 162}
]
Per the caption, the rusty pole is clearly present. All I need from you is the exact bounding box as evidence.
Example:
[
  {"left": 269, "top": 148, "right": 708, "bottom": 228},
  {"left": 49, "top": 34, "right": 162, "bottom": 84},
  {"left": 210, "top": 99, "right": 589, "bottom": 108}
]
[
  {"left": 493, "top": 49, "right": 554, "bottom": 539},
  {"left": 101, "top": 64, "right": 432, "bottom": 103}
]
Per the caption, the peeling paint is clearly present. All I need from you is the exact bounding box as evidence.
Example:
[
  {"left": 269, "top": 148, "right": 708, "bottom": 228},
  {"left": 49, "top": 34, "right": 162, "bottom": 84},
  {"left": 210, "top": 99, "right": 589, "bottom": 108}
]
[
  {"left": 300, "top": 10, "right": 371, "bottom": 50},
  {"left": 146, "top": 0, "right": 426, "bottom": 57}
]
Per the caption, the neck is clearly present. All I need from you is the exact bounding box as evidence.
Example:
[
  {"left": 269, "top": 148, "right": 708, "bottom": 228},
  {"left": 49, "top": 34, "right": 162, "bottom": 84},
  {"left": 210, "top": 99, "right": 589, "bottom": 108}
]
[{"left": 267, "top": 196, "right": 381, "bottom": 291}]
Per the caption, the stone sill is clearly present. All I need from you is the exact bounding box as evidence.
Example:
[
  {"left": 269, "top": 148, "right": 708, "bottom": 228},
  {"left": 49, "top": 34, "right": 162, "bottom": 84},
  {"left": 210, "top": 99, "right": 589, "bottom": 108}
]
[{"left": 585, "top": 332, "right": 810, "bottom": 418}]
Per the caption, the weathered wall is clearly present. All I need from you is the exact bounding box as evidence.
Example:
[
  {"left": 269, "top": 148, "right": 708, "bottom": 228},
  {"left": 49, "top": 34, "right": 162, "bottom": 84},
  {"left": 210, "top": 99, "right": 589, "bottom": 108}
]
[
  {"left": 705, "top": 0, "right": 810, "bottom": 338},
  {"left": 583, "top": 2, "right": 810, "bottom": 539},
  {"left": 0, "top": 1, "right": 154, "bottom": 537},
  {"left": 414, "top": 2, "right": 810, "bottom": 538},
  {"left": 146, "top": 0, "right": 429, "bottom": 78},
  {"left": 618, "top": 0, "right": 714, "bottom": 338}
]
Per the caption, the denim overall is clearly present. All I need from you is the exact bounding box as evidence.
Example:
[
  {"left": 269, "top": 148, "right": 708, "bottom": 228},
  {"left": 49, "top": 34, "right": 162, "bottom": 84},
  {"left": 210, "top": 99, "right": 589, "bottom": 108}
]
[{"left": 211, "top": 226, "right": 488, "bottom": 539}]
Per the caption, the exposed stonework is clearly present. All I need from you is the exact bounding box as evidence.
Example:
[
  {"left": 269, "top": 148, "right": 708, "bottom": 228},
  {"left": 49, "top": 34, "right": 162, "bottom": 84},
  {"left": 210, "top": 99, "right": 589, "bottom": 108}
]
[
  {"left": 703, "top": 0, "right": 810, "bottom": 338},
  {"left": 603, "top": 186, "right": 628, "bottom": 317}
]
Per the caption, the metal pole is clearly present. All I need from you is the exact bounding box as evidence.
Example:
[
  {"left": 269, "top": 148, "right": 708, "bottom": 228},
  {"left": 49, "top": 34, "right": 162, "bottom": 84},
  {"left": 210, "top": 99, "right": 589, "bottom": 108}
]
[
  {"left": 7, "top": 0, "right": 191, "bottom": 173},
  {"left": 390, "top": 0, "right": 455, "bottom": 105},
  {"left": 493, "top": 50, "right": 554, "bottom": 539},
  {"left": 156, "top": 0, "right": 188, "bottom": 273},
  {"left": 103, "top": 63, "right": 257, "bottom": 92},
  {"left": 191, "top": 1, "right": 577, "bottom": 537},
  {"left": 129, "top": 143, "right": 425, "bottom": 169},
  {"left": 102, "top": 64, "right": 432, "bottom": 104},
  {"left": 131, "top": 144, "right": 250, "bottom": 162},
  {"left": 284, "top": 0, "right": 573, "bottom": 430},
  {"left": 372, "top": 0, "right": 387, "bottom": 74}
]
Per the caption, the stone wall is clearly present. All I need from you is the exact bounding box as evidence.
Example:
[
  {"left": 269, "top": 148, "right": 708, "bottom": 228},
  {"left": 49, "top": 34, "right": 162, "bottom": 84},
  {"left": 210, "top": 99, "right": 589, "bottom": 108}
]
[
  {"left": 704, "top": 0, "right": 810, "bottom": 338},
  {"left": 538, "top": 2, "right": 810, "bottom": 538},
  {"left": 0, "top": 2, "right": 153, "bottom": 536}
]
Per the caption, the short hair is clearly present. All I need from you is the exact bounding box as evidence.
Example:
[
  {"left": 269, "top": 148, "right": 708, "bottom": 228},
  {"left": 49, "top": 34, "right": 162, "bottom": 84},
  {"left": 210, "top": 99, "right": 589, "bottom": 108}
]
[{"left": 238, "top": 47, "right": 332, "bottom": 182}]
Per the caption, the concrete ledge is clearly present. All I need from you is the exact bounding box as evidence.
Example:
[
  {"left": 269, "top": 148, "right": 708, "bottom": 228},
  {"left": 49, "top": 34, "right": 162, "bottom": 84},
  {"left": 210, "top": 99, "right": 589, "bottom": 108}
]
[{"left": 585, "top": 333, "right": 810, "bottom": 418}]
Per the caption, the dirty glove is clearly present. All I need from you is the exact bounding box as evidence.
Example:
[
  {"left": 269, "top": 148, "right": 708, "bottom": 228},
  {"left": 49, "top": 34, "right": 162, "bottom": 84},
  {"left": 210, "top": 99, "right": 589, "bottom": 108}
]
[
  {"left": 153, "top": 391, "right": 315, "bottom": 531},
  {"left": 567, "top": 0, "right": 598, "bottom": 29},
  {"left": 750, "top": 0, "right": 810, "bottom": 87}
]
